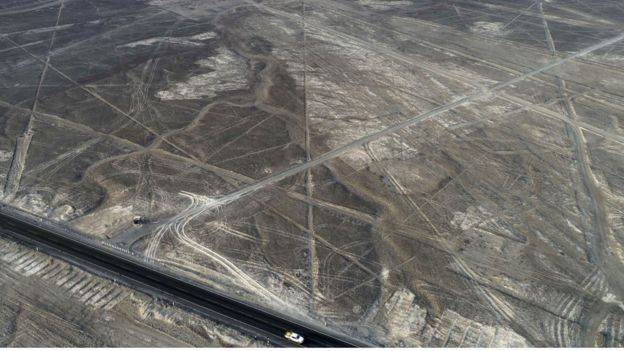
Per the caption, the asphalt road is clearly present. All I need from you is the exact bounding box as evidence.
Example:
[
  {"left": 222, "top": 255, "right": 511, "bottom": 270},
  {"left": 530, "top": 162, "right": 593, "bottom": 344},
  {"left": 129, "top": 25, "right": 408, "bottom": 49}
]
[{"left": 0, "top": 205, "right": 370, "bottom": 348}]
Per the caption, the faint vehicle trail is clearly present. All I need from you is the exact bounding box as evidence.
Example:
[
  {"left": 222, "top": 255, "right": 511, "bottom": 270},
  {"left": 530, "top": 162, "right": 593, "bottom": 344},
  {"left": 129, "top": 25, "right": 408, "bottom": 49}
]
[
  {"left": 3, "top": 0, "right": 64, "bottom": 199},
  {"left": 364, "top": 138, "right": 545, "bottom": 344},
  {"left": 538, "top": 1, "right": 624, "bottom": 346},
  {"left": 145, "top": 191, "right": 282, "bottom": 304},
  {"left": 110, "top": 16, "right": 184, "bottom": 138}
]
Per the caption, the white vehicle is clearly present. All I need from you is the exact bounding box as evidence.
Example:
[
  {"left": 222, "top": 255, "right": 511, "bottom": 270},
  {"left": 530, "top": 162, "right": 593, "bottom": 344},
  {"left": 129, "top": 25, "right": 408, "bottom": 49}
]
[{"left": 284, "top": 331, "right": 305, "bottom": 344}]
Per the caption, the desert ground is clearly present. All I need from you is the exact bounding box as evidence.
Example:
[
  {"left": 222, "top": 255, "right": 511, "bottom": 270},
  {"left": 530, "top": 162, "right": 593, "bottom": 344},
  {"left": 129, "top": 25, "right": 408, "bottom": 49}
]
[{"left": 1, "top": 0, "right": 624, "bottom": 346}]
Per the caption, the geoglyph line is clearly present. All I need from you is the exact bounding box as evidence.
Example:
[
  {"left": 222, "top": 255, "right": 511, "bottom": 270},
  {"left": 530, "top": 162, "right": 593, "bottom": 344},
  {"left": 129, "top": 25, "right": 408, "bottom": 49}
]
[{"left": 194, "top": 26, "right": 624, "bottom": 212}]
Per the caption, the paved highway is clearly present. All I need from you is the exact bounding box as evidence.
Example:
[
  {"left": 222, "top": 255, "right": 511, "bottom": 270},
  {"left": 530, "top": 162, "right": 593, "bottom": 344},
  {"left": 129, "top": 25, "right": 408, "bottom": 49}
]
[{"left": 0, "top": 205, "right": 370, "bottom": 348}]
